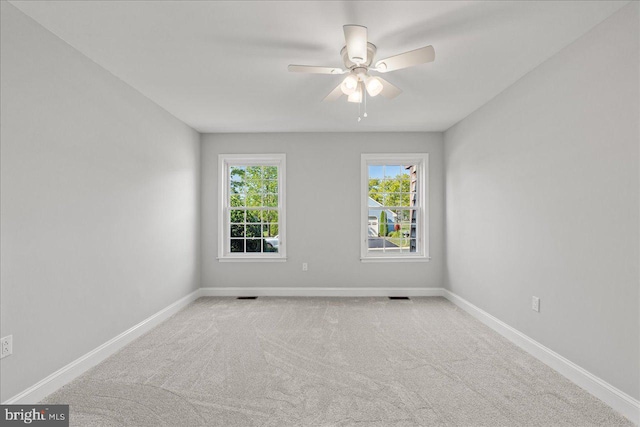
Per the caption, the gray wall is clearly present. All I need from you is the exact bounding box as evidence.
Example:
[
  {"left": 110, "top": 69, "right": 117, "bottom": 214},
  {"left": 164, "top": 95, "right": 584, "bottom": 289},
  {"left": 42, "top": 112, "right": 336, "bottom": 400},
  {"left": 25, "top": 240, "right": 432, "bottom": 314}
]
[
  {"left": 444, "top": 2, "right": 639, "bottom": 399},
  {"left": 201, "top": 133, "right": 445, "bottom": 289},
  {"left": 0, "top": 3, "right": 200, "bottom": 401},
  {"left": 2, "top": 0, "right": 636, "bottom": 407}
]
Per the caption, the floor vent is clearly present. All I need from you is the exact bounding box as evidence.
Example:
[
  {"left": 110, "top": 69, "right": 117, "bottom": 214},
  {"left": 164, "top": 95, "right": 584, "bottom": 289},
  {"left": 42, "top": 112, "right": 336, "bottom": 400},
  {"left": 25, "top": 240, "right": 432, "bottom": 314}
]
[
  {"left": 237, "top": 296, "right": 258, "bottom": 300},
  {"left": 388, "top": 297, "right": 410, "bottom": 300}
]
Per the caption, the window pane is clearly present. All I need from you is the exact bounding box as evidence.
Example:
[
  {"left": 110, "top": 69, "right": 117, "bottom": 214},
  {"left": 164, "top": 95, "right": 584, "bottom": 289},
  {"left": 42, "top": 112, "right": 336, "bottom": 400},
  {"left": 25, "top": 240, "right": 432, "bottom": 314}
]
[
  {"left": 368, "top": 165, "right": 383, "bottom": 180},
  {"left": 381, "top": 180, "right": 400, "bottom": 195},
  {"left": 385, "top": 165, "right": 402, "bottom": 179},
  {"left": 367, "top": 213, "right": 379, "bottom": 238},
  {"left": 244, "top": 181, "right": 261, "bottom": 195},
  {"left": 385, "top": 209, "right": 412, "bottom": 254},
  {"left": 262, "top": 223, "right": 278, "bottom": 237},
  {"left": 253, "top": 180, "right": 264, "bottom": 195},
  {"left": 367, "top": 208, "right": 386, "bottom": 237},
  {"left": 230, "top": 184, "right": 245, "bottom": 195},
  {"left": 264, "top": 180, "right": 278, "bottom": 194},
  {"left": 230, "top": 239, "right": 244, "bottom": 253},
  {"left": 230, "top": 224, "right": 244, "bottom": 238},
  {"left": 264, "top": 194, "right": 278, "bottom": 207},
  {"left": 264, "top": 240, "right": 278, "bottom": 253},
  {"left": 398, "top": 209, "right": 412, "bottom": 222},
  {"left": 264, "top": 166, "right": 278, "bottom": 180},
  {"left": 369, "top": 191, "right": 382, "bottom": 204},
  {"left": 230, "top": 166, "right": 246, "bottom": 184},
  {"left": 230, "top": 194, "right": 246, "bottom": 207},
  {"left": 246, "top": 224, "right": 261, "bottom": 237},
  {"left": 230, "top": 167, "right": 246, "bottom": 196},
  {"left": 246, "top": 210, "right": 261, "bottom": 223},
  {"left": 399, "top": 236, "right": 410, "bottom": 252},
  {"left": 368, "top": 176, "right": 381, "bottom": 190},
  {"left": 368, "top": 237, "right": 384, "bottom": 250},
  {"left": 262, "top": 210, "right": 278, "bottom": 223},
  {"left": 384, "top": 193, "right": 401, "bottom": 207},
  {"left": 264, "top": 224, "right": 279, "bottom": 252},
  {"left": 368, "top": 209, "right": 390, "bottom": 237},
  {"left": 368, "top": 175, "right": 382, "bottom": 202},
  {"left": 246, "top": 192, "right": 262, "bottom": 207},
  {"left": 246, "top": 166, "right": 263, "bottom": 179},
  {"left": 400, "top": 193, "right": 411, "bottom": 207},
  {"left": 383, "top": 234, "right": 400, "bottom": 252},
  {"left": 246, "top": 239, "right": 261, "bottom": 252},
  {"left": 230, "top": 210, "right": 245, "bottom": 223},
  {"left": 409, "top": 192, "right": 417, "bottom": 207},
  {"left": 400, "top": 176, "right": 411, "bottom": 193}
]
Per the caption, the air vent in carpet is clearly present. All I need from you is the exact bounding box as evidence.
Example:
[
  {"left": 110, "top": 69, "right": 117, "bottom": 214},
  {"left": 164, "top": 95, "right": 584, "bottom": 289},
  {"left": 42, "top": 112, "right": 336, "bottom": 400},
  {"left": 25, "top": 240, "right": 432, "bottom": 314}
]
[
  {"left": 388, "top": 297, "right": 410, "bottom": 300},
  {"left": 237, "top": 296, "right": 258, "bottom": 300}
]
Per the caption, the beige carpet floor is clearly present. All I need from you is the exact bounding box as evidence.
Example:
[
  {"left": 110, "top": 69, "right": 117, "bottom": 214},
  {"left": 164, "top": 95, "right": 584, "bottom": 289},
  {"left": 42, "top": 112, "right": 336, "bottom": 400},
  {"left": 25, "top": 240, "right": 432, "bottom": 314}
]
[{"left": 43, "top": 297, "right": 632, "bottom": 426}]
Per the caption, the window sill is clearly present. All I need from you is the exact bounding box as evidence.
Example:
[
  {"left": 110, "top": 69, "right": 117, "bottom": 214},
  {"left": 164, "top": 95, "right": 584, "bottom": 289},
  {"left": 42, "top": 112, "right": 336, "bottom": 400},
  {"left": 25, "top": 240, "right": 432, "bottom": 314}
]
[
  {"left": 360, "top": 256, "right": 431, "bottom": 263},
  {"left": 217, "top": 257, "right": 287, "bottom": 263}
]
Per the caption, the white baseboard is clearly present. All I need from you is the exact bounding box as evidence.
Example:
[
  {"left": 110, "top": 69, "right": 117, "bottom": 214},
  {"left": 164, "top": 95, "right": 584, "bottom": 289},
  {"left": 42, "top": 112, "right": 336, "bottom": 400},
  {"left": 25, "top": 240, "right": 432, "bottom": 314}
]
[
  {"left": 442, "top": 289, "right": 640, "bottom": 425},
  {"left": 3, "top": 289, "right": 202, "bottom": 404},
  {"left": 6, "top": 286, "right": 637, "bottom": 425},
  {"left": 5, "top": 287, "right": 440, "bottom": 404},
  {"left": 199, "top": 287, "right": 445, "bottom": 297}
]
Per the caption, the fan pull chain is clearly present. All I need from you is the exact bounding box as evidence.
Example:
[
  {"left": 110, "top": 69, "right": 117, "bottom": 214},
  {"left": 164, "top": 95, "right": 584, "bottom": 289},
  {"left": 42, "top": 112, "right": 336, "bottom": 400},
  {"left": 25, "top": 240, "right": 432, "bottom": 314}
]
[
  {"left": 364, "top": 89, "right": 368, "bottom": 118},
  {"left": 357, "top": 100, "right": 361, "bottom": 122}
]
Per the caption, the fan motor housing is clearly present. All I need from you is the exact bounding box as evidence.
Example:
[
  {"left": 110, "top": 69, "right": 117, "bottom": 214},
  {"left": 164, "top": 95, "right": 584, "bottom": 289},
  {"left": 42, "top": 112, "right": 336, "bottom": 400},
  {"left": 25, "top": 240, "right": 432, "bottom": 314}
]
[
  {"left": 341, "top": 42, "right": 377, "bottom": 69},
  {"left": 352, "top": 66, "right": 368, "bottom": 78}
]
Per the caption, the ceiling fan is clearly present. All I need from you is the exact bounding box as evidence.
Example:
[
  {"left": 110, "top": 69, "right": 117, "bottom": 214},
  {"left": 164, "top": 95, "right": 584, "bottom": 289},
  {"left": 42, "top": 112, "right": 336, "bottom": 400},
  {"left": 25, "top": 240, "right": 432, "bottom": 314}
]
[{"left": 288, "top": 25, "right": 435, "bottom": 105}]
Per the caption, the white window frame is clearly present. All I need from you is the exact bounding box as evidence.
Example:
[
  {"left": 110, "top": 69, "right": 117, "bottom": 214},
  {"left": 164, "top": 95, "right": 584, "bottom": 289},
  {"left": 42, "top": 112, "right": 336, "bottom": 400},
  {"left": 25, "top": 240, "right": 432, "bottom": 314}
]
[
  {"left": 218, "top": 153, "right": 286, "bottom": 262},
  {"left": 361, "top": 153, "right": 429, "bottom": 262}
]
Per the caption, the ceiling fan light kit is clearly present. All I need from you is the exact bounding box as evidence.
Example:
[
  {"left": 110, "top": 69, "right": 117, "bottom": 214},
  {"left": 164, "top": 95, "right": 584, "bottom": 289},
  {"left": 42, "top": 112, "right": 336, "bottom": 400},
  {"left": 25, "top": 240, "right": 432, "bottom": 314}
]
[
  {"left": 347, "top": 82, "right": 364, "bottom": 103},
  {"left": 365, "top": 76, "right": 383, "bottom": 97},
  {"left": 341, "top": 74, "right": 359, "bottom": 95},
  {"left": 288, "top": 24, "right": 435, "bottom": 121}
]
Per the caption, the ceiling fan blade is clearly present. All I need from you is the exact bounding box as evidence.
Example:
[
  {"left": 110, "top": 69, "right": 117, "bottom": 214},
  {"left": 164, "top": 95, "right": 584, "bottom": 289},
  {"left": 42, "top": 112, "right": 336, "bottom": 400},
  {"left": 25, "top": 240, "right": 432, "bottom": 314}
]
[
  {"left": 375, "top": 45, "right": 435, "bottom": 73},
  {"left": 323, "top": 83, "right": 344, "bottom": 102},
  {"left": 343, "top": 25, "right": 368, "bottom": 64},
  {"left": 288, "top": 65, "right": 344, "bottom": 74},
  {"left": 378, "top": 77, "right": 402, "bottom": 99}
]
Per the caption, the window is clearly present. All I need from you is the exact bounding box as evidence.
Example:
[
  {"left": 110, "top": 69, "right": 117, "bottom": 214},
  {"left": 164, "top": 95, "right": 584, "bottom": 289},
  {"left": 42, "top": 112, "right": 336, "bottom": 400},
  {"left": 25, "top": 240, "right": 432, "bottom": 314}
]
[
  {"left": 361, "top": 154, "right": 428, "bottom": 261},
  {"left": 218, "top": 154, "right": 286, "bottom": 261}
]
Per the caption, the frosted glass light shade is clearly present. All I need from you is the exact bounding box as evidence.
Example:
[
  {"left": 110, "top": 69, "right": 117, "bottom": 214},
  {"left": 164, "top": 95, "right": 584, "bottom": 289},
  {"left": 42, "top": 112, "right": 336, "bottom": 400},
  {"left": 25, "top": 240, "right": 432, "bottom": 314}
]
[{"left": 340, "top": 75, "right": 359, "bottom": 95}]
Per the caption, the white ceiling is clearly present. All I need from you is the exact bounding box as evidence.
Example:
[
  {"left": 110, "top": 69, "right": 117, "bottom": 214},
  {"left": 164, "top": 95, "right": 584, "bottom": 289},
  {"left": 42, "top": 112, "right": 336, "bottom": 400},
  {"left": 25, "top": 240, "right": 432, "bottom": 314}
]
[{"left": 10, "top": 1, "right": 628, "bottom": 133}]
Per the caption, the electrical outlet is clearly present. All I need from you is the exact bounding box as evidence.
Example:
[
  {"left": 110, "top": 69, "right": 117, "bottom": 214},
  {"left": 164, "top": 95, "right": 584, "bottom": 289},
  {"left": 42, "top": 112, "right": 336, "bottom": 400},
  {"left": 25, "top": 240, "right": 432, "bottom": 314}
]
[
  {"left": 302, "top": 262, "right": 308, "bottom": 271},
  {"left": 1, "top": 335, "right": 12, "bottom": 359},
  {"left": 532, "top": 296, "right": 540, "bottom": 313}
]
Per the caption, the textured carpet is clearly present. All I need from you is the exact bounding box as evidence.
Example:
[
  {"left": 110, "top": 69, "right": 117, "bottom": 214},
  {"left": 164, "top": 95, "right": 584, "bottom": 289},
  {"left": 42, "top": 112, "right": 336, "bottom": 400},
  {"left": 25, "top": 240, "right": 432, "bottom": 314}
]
[{"left": 43, "top": 297, "right": 632, "bottom": 426}]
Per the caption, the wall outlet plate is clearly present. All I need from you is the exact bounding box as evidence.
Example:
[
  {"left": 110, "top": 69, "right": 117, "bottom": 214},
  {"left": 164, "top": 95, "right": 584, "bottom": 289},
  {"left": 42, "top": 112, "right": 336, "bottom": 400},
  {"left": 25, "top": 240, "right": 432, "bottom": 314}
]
[
  {"left": 302, "top": 262, "right": 308, "bottom": 271},
  {"left": 532, "top": 296, "right": 540, "bottom": 312},
  {"left": 1, "top": 335, "right": 12, "bottom": 359}
]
